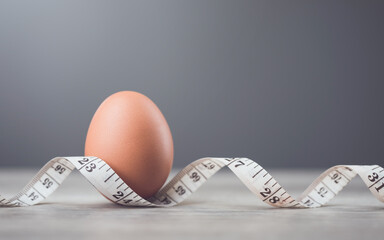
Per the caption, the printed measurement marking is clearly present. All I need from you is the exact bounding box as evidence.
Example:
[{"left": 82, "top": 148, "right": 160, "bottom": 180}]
[
  {"left": 179, "top": 179, "right": 192, "bottom": 193},
  {"left": 265, "top": 177, "right": 273, "bottom": 185},
  {"left": 321, "top": 181, "right": 336, "bottom": 195},
  {"left": 210, "top": 159, "right": 224, "bottom": 168},
  {"left": 51, "top": 164, "right": 70, "bottom": 171},
  {"left": 307, "top": 195, "right": 321, "bottom": 205},
  {"left": 78, "top": 158, "right": 97, "bottom": 171},
  {"left": 193, "top": 167, "right": 207, "bottom": 180},
  {"left": 246, "top": 161, "right": 254, "bottom": 167},
  {"left": 59, "top": 158, "right": 73, "bottom": 166},
  {"left": 45, "top": 172, "right": 59, "bottom": 185},
  {"left": 336, "top": 170, "right": 351, "bottom": 181},
  {"left": 226, "top": 158, "right": 239, "bottom": 167},
  {"left": 372, "top": 166, "right": 380, "bottom": 171},
  {"left": 369, "top": 176, "right": 384, "bottom": 189},
  {"left": 283, "top": 196, "right": 290, "bottom": 202},
  {"left": 1, "top": 157, "right": 384, "bottom": 209},
  {"left": 32, "top": 186, "right": 45, "bottom": 198},
  {"left": 252, "top": 168, "right": 263, "bottom": 178},
  {"left": 104, "top": 173, "right": 116, "bottom": 183},
  {"left": 98, "top": 163, "right": 106, "bottom": 170},
  {"left": 165, "top": 193, "right": 176, "bottom": 203},
  {"left": 16, "top": 198, "right": 29, "bottom": 206},
  {"left": 116, "top": 191, "right": 134, "bottom": 203},
  {"left": 263, "top": 187, "right": 282, "bottom": 202}
]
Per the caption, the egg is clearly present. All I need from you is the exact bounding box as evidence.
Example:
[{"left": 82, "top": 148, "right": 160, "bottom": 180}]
[{"left": 84, "top": 91, "right": 173, "bottom": 198}]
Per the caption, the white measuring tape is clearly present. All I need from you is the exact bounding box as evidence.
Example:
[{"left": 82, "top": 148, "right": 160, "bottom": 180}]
[{"left": 1, "top": 157, "right": 383, "bottom": 208}]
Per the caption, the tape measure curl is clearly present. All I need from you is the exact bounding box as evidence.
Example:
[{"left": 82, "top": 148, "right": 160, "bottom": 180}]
[{"left": 1, "top": 157, "right": 383, "bottom": 208}]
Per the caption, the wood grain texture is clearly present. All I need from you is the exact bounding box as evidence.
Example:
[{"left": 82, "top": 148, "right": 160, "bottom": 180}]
[{"left": 0, "top": 168, "right": 383, "bottom": 240}]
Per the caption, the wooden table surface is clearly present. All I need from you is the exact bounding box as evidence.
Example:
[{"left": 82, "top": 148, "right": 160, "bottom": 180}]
[{"left": 0, "top": 168, "right": 383, "bottom": 240}]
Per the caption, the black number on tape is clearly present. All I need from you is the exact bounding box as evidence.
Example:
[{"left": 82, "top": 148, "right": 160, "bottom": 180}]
[
  {"left": 175, "top": 186, "right": 186, "bottom": 195},
  {"left": 317, "top": 187, "right": 328, "bottom": 197},
  {"left": 368, "top": 172, "right": 379, "bottom": 182},
  {"left": 190, "top": 172, "right": 200, "bottom": 182},
  {"left": 85, "top": 163, "right": 96, "bottom": 172},
  {"left": 29, "top": 192, "right": 38, "bottom": 201},
  {"left": 269, "top": 196, "right": 280, "bottom": 203},
  {"left": 112, "top": 191, "right": 124, "bottom": 199},
  {"left": 54, "top": 165, "right": 66, "bottom": 174},
  {"left": 202, "top": 162, "right": 215, "bottom": 169},
  {"left": 260, "top": 188, "right": 271, "bottom": 198},
  {"left": 42, "top": 178, "right": 53, "bottom": 189},
  {"left": 304, "top": 199, "right": 314, "bottom": 206},
  {"left": 78, "top": 158, "right": 89, "bottom": 165},
  {"left": 234, "top": 161, "right": 245, "bottom": 168},
  {"left": 331, "top": 173, "right": 341, "bottom": 184}
]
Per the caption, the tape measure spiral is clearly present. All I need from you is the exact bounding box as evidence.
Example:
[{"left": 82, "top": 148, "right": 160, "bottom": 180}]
[{"left": 1, "top": 157, "right": 383, "bottom": 208}]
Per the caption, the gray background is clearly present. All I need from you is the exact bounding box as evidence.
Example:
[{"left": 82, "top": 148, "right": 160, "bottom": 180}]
[{"left": 0, "top": 0, "right": 383, "bottom": 168}]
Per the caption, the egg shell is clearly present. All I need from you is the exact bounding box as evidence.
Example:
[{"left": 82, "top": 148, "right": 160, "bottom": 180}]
[{"left": 84, "top": 91, "right": 173, "bottom": 198}]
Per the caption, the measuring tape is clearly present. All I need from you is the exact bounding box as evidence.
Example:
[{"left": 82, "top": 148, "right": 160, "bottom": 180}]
[{"left": 1, "top": 157, "right": 383, "bottom": 208}]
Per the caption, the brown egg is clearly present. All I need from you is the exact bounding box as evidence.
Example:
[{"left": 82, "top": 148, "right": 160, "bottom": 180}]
[{"left": 84, "top": 91, "right": 173, "bottom": 198}]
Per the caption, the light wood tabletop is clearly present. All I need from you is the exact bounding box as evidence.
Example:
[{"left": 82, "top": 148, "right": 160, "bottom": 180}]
[{"left": 0, "top": 168, "right": 383, "bottom": 240}]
